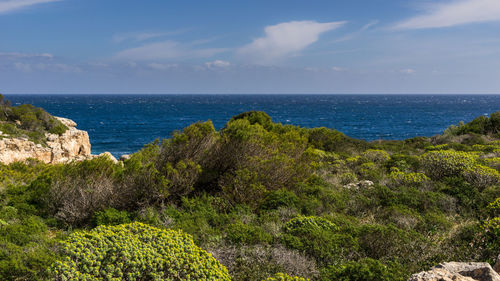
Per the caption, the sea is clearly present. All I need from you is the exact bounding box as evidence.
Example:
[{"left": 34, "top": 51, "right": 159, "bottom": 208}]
[{"left": 5, "top": 94, "right": 500, "bottom": 158}]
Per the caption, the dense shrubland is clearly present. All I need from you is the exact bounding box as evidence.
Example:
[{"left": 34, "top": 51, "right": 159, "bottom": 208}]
[
  {"left": 2, "top": 110, "right": 500, "bottom": 280},
  {"left": 0, "top": 94, "right": 67, "bottom": 144}
]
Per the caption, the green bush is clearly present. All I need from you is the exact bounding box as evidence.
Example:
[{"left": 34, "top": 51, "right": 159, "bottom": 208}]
[
  {"left": 462, "top": 165, "right": 500, "bottom": 189},
  {"left": 50, "top": 222, "right": 231, "bottom": 280},
  {"left": 264, "top": 272, "right": 309, "bottom": 281},
  {"left": 261, "top": 189, "right": 299, "bottom": 210},
  {"left": 226, "top": 222, "right": 273, "bottom": 245},
  {"left": 421, "top": 150, "right": 477, "bottom": 180},
  {"left": 284, "top": 216, "right": 338, "bottom": 233},
  {"left": 362, "top": 149, "right": 390, "bottom": 163},
  {"left": 389, "top": 170, "right": 430, "bottom": 186},
  {"left": 282, "top": 216, "right": 356, "bottom": 265},
  {"left": 93, "top": 208, "right": 131, "bottom": 226},
  {"left": 320, "top": 258, "right": 406, "bottom": 281}
]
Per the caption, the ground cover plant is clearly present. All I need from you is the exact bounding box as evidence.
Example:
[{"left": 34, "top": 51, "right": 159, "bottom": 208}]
[{"left": 2, "top": 108, "right": 500, "bottom": 280}]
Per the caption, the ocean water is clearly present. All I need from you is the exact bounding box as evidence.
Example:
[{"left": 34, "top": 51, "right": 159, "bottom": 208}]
[{"left": 5, "top": 94, "right": 500, "bottom": 157}]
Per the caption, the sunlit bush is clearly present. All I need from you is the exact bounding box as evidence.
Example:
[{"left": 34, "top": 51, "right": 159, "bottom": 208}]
[
  {"left": 263, "top": 272, "right": 309, "bottom": 281},
  {"left": 462, "top": 164, "right": 500, "bottom": 189},
  {"left": 362, "top": 149, "right": 390, "bottom": 163},
  {"left": 389, "top": 169, "right": 430, "bottom": 186},
  {"left": 421, "top": 150, "right": 477, "bottom": 180},
  {"left": 50, "top": 222, "right": 231, "bottom": 280}
]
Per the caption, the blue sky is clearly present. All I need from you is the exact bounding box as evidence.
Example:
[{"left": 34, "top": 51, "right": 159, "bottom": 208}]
[{"left": 1, "top": 0, "right": 499, "bottom": 94}]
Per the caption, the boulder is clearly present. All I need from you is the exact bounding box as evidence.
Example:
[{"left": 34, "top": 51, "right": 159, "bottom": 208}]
[
  {"left": 96, "top": 152, "right": 118, "bottom": 164},
  {"left": 119, "top": 154, "right": 131, "bottom": 161},
  {"left": 343, "top": 180, "right": 374, "bottom": 190},
  {"left": 493, "top": 255, "right": 500, "bottom": 274},
  {"left": 410, "top": 262, "right": 500, "bottom": 281}
]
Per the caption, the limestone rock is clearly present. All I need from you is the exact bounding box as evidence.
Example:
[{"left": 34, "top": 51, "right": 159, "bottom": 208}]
[
  {"left": 343, "top": 180, "right": 374, "bottom": 190},
  {"left": 435, "top": 262, "right": 500, "bottom": 281},
  {"left": 119, "top": 154, "right": 131, "bottom": 161},
  {"left": 96, "top": 152, "right": 118, "bottom": 164},
  {"left": 409, "top": 268, "right": 476, "bottom": 281},
  {"left": 493, "top": 255, "right": 500, "bottom": 274},
  {"left": 410, "top": 262, "right": 500, "bottom": 281},
  {"left": 0, "top": 116, "right": 91, "bottom": 164}
]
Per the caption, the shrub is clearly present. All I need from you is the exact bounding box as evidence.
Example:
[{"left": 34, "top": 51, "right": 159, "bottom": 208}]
[
  {"left": 226, "top": 222, "right": 273, "bottom": 245},
  {"left": 284, "top": 216, "right": 338, "bottom": 233},
  {"left": 320, "top": 258, "right": 406, "bottom": 281},
  {"left": 264, "top": 272, "right": 309, "bottom": 281},
  {"left": 340, "top": 172, "right": 357, "bottom": 185},
  {"left": 362, "top": 149, "right": 390, "bottom": 163},
  {"left": 421, "top": 150, "right": 477, "bottom": 180},
  {"left": 484, "top": 157, "right": 500, "bottom": 170},
  {"left": 230, "top": 111, "right": 274, "bottom": 130},
  {"left": 93, "top": 208, "right": 131, "bottom": 226},
  {"left": 209, "top": 245, "right": 318, "bottom": 281},
  {"left": 261, "top": 189, "right": 299, "bottom": 210},
  {"left": 389, "top": 170, "right": 430, "bottom": 186},
  {"left": 282, "top": 216, "right": 356, "bottom": 265},
  {"left": 39, "top": 156, "right": 125, "bottom": 226},
  {"left": 462, "top": 165, "right": 500, "bottom": 189},
  {"left": 50, "top": 222, "right": 231, "bottom": 280}
]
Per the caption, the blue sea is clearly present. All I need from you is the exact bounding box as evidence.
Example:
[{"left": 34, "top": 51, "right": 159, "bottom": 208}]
[{"left": 5, "top": 94, "right": 500, "bottom": 158}]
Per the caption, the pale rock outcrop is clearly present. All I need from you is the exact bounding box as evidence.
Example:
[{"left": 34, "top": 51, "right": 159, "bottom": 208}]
[
  {"left": 410, "top": 262, "right": 500, "bottom": 281},
  {"left": 96, "top": 152, "right": 118, "bottom": 164},
  {"left": 119, "top": 154, "right": 131, "bottom": 161},
  {"left": 343, "top": 180, "right": 374, "bottom": 190},
  {"left": 0, "top": 117, "right": 91, "bottom": 164}
]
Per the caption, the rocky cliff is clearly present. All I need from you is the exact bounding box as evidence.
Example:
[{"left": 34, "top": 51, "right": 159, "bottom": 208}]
[{"left": 0, "top": 116, "right": 91, "bottom": 164}]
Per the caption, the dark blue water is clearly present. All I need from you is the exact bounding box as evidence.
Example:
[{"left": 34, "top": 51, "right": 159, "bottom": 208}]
[{"left": 4, "top": 94, "right": 500, "bottom": 157}]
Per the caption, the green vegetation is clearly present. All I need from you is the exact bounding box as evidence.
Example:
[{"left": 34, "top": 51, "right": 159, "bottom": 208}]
[
  {"left": 50, "top": 222, "right": 231, "bottom": 280},
  {"left": 0, "top": 94, "right": 67, "bottom": 144},
  {"left": 2, "top": 109, "right": 500, "bottom": 280}
]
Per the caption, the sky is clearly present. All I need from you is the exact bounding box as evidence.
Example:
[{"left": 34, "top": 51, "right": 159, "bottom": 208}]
[{"left": 1, "top": 0, "right": 500, "bottom": 94}]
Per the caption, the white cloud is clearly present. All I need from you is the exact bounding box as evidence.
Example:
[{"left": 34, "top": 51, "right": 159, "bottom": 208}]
[
  {"left": 147, "top": 62, "right": 178, "bottom": 70},
  {"left": 0, "top": 52, "right": 53, "bottom": 59},
  {"left": 112, "top": 30, "right": 189, "bottom": 43},
  {"left": 205, "top": 60, "right": 230, "bottom": 69},
  {"left": 115, "top": 41, "right": 227, "bottom": 61},
  {"left": 0, "top": 0, "right": 62, "bottom": 14},
  {"left": 361, "top": 20, "right": 379, "bottom": 31},
  {"left": 13, "top": 62, "right": 81, "bottom": 73},
  {"left": 14, "top": 62, "right": 32, "bottom": 72},
  {"left": 395, "top": 0, "right": 500, "bottom": 29},
  {"left": 237, "top": 20, "right": 346, "bottom": 64}
]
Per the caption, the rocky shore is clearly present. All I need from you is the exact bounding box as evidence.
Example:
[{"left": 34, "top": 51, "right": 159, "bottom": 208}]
[{"left": 0, "top": 116, "right": 112, "bottom": 164}]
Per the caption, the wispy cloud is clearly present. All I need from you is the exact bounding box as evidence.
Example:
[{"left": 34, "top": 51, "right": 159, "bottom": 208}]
[
  {"left": 331, "top": 20, "right": 378, "bottom": 43},
  {"left": 115, "top": 40, "right": 228, "bottom": 61},
  {"left": 0, "top": 0, "right": 62, "bottom": 14},
  {"left": 237, "top": 20, "right": 346, "bottom": 64},
  {"left": 112, "top": 29, "right": 189, "bottom": 43},
  {"left": 205, "top": 60, "right": 230, "bottom": 69},
  {"left": 0, "top": 52, "right": 53, "bottom": 59},
  {"left": 395, "top": 0, "right": 500, "bottom": 29},
  {"left": 147, "top": 62, "right": 178, "bottom": 70},
  {"left": 13, "top": 62, "right": 81, "bottom": 73}
]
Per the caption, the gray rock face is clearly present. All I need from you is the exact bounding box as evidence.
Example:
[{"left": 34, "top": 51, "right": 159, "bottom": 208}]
[{"left": 410, "top": 262, "right": 500, "bottom": 281}]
